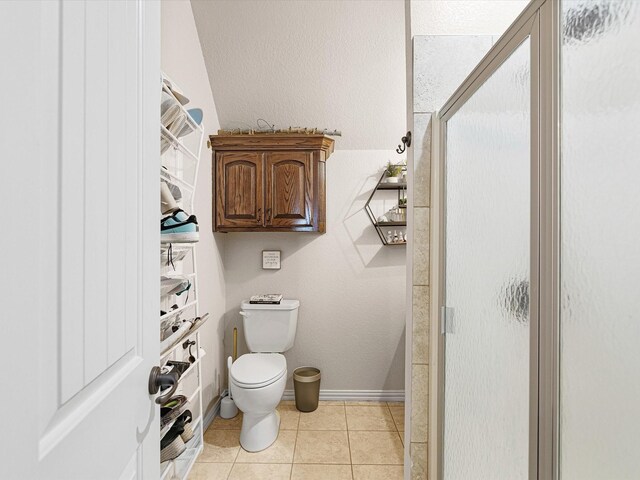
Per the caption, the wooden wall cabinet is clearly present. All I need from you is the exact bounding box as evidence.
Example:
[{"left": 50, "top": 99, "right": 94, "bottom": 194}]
[{"left": 211, "top": 135, "right": 334, "bottom": 233}]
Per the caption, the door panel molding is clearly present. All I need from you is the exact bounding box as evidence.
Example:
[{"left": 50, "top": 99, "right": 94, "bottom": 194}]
[
  {"left": 39, "top": 351, "right": 139, "bottom": 458},
  {"left": 265, "top": 152, "right": 314, "bottom": 227},
  {"left": 216, "top": 151, "right": 264, "bottom": 227}
]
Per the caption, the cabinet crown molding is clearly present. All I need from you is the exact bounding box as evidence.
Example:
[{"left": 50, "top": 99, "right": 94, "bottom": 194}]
[{"left": 209, "top": 134, "right": 335, "bottom": 157}]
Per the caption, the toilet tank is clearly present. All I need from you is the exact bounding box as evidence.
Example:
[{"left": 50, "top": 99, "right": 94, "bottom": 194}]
[{"left": 240, "top": 300, "right": 299, "bottom": 353}]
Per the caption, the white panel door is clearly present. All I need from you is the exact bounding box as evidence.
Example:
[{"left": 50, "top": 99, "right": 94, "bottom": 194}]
[{"left": 1, "top": 1, "right": 160, "bottom": 479}]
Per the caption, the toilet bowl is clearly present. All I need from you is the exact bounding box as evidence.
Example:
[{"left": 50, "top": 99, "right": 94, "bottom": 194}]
[{"left": 230, "top": 353, "right": 287, "bottom": 452}]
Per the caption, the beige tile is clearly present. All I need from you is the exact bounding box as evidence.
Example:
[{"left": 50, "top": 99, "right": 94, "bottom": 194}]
[
  {"left": 277, "top": 404, "right": 300, "bottom": 430},
  {"left": 413, "top": 113, "right": 432, "bottom": 208},
  {"left": 387, "top": 401, "right": 404, "bottom": 407},
  {"left": 410, "top": 365, "right": 429, "bottom": 443},
  {"left": 228, "top": 463, "right": 291, "bottom": 480},
  {"left": 291, "top": 464, "right": 353, "bottom": 480},
  {"left": 353, "top": 465, "right": 404, "bottom": 480},
  {"left": 294, "top": 430, "right": 351, "bottom": 464},
  {"left": 346, "top": 406, "right": 396, "bottom": 431},
  {"left": 344, "top": 401, "right": 387, "bottom": 406},
  {"left": 319, "top": 400, "right": 345, "bottom": 406},
  {"left": 210, "top": 413, "right": 243, "bottom": 430},
  {"left": 410, "top": 442, "right": 428, "bottom": 480},
  {"left": 349, "top": 431, "right": 404, "bottom": 465},
  {"left": 389, "top": 406, "right": 405, "bottom": 432},
  {"left": 236, "top": 430, "right": 297, "bottom": 464},
  {"left": 413, "top": 207, "right": 430, "bottom": 286},
  {"left": 199, "top": 429, "right": 241, "bottom": 463},
  {"left": 187, "top": 462, "right": 232, "bottom": 480},
  {"left": 298, "top": 405, "right": 347, "bottom": 431},
  {"left": 412, "top": 286, "right": 430, "bottom": 364},
  {"left": 279, "top": 399, "right": 343, "bottom": 407}
]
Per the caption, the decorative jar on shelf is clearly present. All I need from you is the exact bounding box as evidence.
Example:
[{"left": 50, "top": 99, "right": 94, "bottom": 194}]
[{"left": 389, "top": 207, "right": 406, "bottom": 223}]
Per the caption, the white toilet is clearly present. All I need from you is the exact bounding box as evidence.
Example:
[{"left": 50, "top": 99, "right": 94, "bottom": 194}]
[{"left": 230, "top": 299, "right": 299, "bottom": 452}]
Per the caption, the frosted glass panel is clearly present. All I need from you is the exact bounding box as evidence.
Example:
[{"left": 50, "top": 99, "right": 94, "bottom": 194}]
[
  {"left": 560, "top": 2, "right": 640, "bottom": 478},
  {"left": 444, "top": 38, "right": 530, "bottom": 480}
]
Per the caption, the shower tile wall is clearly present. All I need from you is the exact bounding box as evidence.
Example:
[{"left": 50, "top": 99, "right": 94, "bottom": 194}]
[{"left": 410, "top": 35, "right": 492, "bottom": 479}]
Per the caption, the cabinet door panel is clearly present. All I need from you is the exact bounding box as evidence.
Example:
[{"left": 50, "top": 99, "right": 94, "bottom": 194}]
[
  {"left": 266, "top": 152, "right": 313, "bottom": 227},
  {"left": 216, "top": 152, "right": 263, "bottom": 228}
]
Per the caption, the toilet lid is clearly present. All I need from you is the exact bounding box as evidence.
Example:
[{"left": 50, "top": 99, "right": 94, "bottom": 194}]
[{"left": 230, "top": 353, "right": 286, "bottom": 389}]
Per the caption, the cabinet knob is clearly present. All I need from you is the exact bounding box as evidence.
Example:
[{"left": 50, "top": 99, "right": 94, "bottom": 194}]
[{"left": 257, "top": 208, "right": 262, "bottom": 221}]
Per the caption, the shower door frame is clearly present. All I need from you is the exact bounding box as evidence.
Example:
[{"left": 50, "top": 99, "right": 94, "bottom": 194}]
[{"left": 433, "top": 0, "right": 560, "bottom": 479}]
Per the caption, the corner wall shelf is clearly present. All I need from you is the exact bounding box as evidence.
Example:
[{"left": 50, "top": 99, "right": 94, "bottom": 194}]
[{"left": 365, "top": 169, "right": 407, "bottom": 246}]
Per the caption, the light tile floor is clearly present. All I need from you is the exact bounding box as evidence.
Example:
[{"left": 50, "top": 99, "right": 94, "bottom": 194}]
[{"left": 189, "top": 401, "right": 404, "bottom": 480}]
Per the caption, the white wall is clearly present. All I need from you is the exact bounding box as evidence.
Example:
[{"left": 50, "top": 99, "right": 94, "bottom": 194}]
[
  {"left": 191, "top": 0, "right": 406, "bottom": 150},
  {"left": 161, "top": 0, "right": 226, "bottom": 416},
  {"left": 188, "top": 0, "right": 409, "bottom": 393},
  {"left": 223, "top": 150, "right": 407, "bottom": 391}
]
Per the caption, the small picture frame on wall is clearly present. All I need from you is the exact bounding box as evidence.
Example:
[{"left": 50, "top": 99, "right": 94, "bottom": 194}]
[{"left": 262, "top": 250, "right": 281, "bottom": 270}]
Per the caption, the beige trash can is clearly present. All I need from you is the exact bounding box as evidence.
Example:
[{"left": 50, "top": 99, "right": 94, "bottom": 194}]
[{"left": 293, "top": 367, "right": 321, "bottom": 412}]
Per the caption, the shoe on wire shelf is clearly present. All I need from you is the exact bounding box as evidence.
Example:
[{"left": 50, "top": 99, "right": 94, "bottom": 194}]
[{"left": 161, "top": 209, "right": 199, "bottom": 243}]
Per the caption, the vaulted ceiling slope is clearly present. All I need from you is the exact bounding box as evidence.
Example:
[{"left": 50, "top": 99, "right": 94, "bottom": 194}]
[{"left": 191, "top": 0, "right": 406, "bottom": 150}]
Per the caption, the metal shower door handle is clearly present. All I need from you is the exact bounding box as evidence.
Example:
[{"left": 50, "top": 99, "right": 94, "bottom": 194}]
[
  {"left": 148, "top": 366, "right": 179, "bottom": 405},
  {"left": 441, "top": 306, "right": 455, "bottom": 335}
]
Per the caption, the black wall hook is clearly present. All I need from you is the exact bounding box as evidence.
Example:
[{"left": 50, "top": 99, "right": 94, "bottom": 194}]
[{"left": 396, "top": 131, "right": 411, "bottom": 154}]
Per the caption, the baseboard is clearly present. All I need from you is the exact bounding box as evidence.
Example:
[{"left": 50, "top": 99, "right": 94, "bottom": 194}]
[
  {"left": 282, "top": 389, "right": 405, "bottom": 402},
  {"left": 203, "top": 390, "right": 225, "bottom": 430},
  {"left": 203, "top": 389, "right": 404, "bottom": 426}
]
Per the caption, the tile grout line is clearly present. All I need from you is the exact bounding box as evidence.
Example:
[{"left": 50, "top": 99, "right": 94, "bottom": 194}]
[
  {"left": 387, "top": 401, "right": 400, "bottom": 435},
  {"left": 344, "top": 404, "right": 355, "bottom": 479},
  {"left": 389, "top": 401, "right": 405, "bottom": 439},
  {"left": 228, "top": 425, "right": 242, "bottom": 480},
  {"left": 289, "top": 406, "right": 301, "bottom": 480},
  {"left": 387, "top": 401, "right": 403, "bottom": 450},
  {"left": 388, "top": 402, "right": 406, "bottom": 459},
  {"left": 224, "top": 460, "right": 232, "bottom": 480}
]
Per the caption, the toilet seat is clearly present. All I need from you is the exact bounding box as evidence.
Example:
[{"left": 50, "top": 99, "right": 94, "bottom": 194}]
[{"left": 230, "top": 353, "right": 286, "bottom": 389}]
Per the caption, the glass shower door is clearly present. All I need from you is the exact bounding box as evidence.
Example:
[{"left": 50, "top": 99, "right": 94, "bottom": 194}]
[
  {"left": 442, "top": 36, "right": 532, "bottom": 480},
  {"left": 560, "top": 1, "right": 640, "bottom": 478},
  {"left": 434, "top": 1, "right": 640, "bottom": 477}
]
